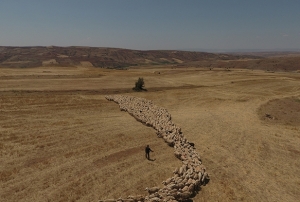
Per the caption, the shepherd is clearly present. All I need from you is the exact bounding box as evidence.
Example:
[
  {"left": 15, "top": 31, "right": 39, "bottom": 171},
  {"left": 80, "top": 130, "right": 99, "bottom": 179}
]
[{"left": 145, "top": 145, "right": 153, "bottom": 160}]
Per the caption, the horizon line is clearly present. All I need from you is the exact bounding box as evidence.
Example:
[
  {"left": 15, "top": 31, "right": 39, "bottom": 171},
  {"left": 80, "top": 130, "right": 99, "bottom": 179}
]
[{"left": 1, "top": 45, "right": 300, "bottom": 53}]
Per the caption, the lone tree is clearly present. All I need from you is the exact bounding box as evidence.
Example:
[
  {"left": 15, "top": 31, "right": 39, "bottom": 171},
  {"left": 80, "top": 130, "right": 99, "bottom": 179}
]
[{"left": 133, "top": 77, "right": 146, "bottom": 91}]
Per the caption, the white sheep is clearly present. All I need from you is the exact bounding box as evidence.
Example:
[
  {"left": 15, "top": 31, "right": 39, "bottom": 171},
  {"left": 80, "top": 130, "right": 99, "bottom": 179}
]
[
  {"left": 162, "top": 177, "right": 172, "bottom": 185},
  {"left": 198, "top": 172, "right": 203, "bottom": 181},
  {"left": 181, "top": 185, "right": 189, "bottom": 192},
  {"left": 188, "top": 183, "right": 195, "bottom": 193},
  {"left": 149, "top": 197, "right": 160, "bottom": 202},
  {"left": 201, "top": 172, "right": 209, "bottom": 184},
  {"left": 145, "top": 187, "right": 160, "bottom": 194},
  {"left": 126, "top": 195, "right": 144, "bottom": 202},
  {"left": 176, "top": 191, "right": 192, "bottom": 200},
  {"left": 173, "top": 167, "right": 179, "bottom": 174},
  {"left": 107, "top": 94, "right": 209, "bottom": 201}
]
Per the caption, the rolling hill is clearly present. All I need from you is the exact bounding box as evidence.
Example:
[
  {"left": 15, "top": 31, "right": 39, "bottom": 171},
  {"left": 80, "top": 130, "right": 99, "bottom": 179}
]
[{"left": 0, "top": 46, "right": 299, "bottom": 72}]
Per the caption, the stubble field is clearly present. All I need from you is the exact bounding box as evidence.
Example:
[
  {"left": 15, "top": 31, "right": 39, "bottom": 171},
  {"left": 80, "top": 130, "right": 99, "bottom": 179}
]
[{"left": 0, "top": 66, "right": 299, "bottom": 201}]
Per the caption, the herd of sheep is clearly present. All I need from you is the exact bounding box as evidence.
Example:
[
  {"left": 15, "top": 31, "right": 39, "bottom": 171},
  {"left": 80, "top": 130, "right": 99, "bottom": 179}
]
[{"left": 101, "top": 95, "right": 209, "bottom": 202}]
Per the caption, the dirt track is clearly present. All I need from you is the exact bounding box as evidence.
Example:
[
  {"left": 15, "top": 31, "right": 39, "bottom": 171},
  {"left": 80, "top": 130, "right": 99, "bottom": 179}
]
[{"left": 0, "top": 66, "right": 299, "bottom": 201}]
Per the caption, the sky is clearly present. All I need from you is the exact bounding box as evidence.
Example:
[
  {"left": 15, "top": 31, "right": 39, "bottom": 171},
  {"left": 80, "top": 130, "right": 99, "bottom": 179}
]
[{"left": 0, "top": 0, "right": 299, "bottom": 51}]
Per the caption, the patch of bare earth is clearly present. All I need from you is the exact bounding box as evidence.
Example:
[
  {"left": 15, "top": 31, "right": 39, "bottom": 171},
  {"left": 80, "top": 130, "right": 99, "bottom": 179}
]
[{"left": 258, "top": 97, "right": 300, "bottom": 126}]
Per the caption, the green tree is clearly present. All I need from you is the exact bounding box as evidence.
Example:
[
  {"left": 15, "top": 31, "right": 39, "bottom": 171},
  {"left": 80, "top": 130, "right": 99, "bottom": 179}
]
[{"left": 133, "top": 77, "right": 146, "bottom": 91}]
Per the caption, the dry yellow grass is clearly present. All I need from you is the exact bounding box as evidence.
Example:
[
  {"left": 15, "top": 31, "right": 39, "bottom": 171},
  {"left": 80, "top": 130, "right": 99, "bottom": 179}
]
[{"left": 0, "top": 66, "right": 299, "bottom": 201}]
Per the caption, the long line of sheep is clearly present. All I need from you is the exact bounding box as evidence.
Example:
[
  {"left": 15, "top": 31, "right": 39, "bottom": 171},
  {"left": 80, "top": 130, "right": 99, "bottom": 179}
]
[{"left": 101, "top": 95, "right": 209, "bottom": 202}]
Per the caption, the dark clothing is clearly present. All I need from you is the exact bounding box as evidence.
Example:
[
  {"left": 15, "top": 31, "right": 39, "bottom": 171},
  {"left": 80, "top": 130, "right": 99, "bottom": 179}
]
[
  {"left": 145, "top": 146, "right": 153, "bottom": 160},
  {"left": 145, "top": 147, "right": 153, "bottom": 153}
]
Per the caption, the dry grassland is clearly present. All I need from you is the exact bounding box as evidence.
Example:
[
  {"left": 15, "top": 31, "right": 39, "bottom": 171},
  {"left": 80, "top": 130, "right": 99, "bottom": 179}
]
[{"left": 0, "top": 66, "right": 300, "bottom": 201}]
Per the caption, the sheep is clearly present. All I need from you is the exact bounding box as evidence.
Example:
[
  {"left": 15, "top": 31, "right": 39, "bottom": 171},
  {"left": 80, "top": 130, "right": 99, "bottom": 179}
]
[
  {"left": 162, "top": 178, "right": 172, "bottom": 185},
  {"left": 175, "top": 177, "right": 183, "bottom": 184},
  {"left": 148, "top": 192, "right": 160, "bottom": 199},
  {"left": 176, "top": 191, "right": 192, "bottom": 200},
  {"left": 201, "top": 172, "right": 210, "bottom": 185},
  {"left": 179, "top": 167, "right": 184, "bottom": 175},
  {"left": 164, "top": 138, "right": 174, "bottom": 147},
  {"left": 173, "top": 167, "right": 179, "bottom": 175},
  {"left": 198, "top": 172, "right": 203, "bottom": 181},
  {"left": 145, "top": 187, "right": 160, "bottom": 194},
  {"left": 192, "top": 173, "right": 198, "bottom": 180},
  {"left": 162, "top": 195, "right": 175, "bottom": 202},
  {"left": 126, "top": 195, "right": 144, "bottom": 202},
  {"left": 175, "top": 182, "right": 185, "bottom": 189},
  {"left": 181, "top": 178, "right": 188, "bottom": 185},
  {"left": 166, "top": 183, "right": 176, "bottom": 189},
  {"left": 174, "top": 151, "right": 181, "bottom": 159},
  {"left": 187, "top": 168, "right": 193, "bottom": 175},
  {"left": 188, "top": 184, "right": 195, "bottom": 193},
  {"left": 188, "top": 178, "right": 195, "bottom": 184},
  {"left": 149, "top": 197, "right": 161, "bottom": 202},
  {"left": 156, "top": 131, "right": 163, "bottom": 138},
  {"left": 106, "top": 94, "right": 209, "bottom": 201},
  {"left": 181, "top": 185, "right": 189, "bottom": 192}
]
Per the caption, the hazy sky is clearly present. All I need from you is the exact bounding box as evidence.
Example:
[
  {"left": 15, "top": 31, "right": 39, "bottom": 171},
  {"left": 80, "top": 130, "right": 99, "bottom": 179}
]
[{"left": 0, "top": 0, "right": 299, "bottom": 51}]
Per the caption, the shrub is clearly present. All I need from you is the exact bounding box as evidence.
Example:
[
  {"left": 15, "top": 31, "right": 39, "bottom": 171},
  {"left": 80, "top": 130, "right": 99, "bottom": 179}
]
[{"left": 133, "top": 77, "right": 146, "bottom": 91}]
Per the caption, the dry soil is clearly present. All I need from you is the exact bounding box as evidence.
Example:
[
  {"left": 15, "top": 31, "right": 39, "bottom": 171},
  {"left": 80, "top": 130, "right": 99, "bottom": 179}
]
[{"left": 0, "top": 66, "right": 300, "bottom": 202}]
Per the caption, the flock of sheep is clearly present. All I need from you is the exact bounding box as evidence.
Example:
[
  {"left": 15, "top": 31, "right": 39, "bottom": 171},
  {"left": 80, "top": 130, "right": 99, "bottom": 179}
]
[{"left": 101, "top": 95, "right": 209, "bottom": 202}]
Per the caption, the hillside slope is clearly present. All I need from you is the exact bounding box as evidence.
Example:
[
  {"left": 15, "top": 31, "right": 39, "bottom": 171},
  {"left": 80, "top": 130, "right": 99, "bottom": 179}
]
[{"left": 0, "top": 46, "right": 258, "bottom": 68}]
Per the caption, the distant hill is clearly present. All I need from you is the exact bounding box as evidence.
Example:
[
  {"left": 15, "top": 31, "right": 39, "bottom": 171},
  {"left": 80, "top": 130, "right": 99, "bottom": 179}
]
[
  {"left": 0, "top": 46, "right": 299, "bottom": 71},
  {"left": 0, "top": 46, "right": 259, "bottom": 68}
]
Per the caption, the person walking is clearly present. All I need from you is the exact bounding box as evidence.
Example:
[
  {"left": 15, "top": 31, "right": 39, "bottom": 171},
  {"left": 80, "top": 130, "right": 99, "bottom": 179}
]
[{"left": 145, "top": 145, "right": 153, "bottom": 160}]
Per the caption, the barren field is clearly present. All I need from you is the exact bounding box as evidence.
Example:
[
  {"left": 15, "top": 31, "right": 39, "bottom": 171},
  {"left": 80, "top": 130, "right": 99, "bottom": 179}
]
[{"left": 0, "top": 65, "right": 300, "bottom": 201}]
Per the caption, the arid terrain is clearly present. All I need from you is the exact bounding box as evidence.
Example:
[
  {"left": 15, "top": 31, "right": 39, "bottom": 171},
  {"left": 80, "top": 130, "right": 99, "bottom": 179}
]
[
  {"left": 0, "top": 52, "right": 300, "bottom": 201},
  {"left": 0, "top": 46, "right": 253, "bottom": 69}
]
